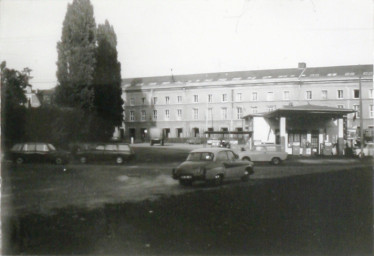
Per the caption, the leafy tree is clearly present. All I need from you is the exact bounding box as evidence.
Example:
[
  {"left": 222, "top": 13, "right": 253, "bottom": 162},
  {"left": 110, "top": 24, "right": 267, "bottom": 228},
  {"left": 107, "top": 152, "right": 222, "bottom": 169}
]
[
  {"left": 0, "top": 61, "right": 29, "bottom": 148},
  {"left": 55, "top": 0, "right": 96, "bottom": 110},
  {"left": 91, "top": 20, "right": 123, "bottom": 140}
]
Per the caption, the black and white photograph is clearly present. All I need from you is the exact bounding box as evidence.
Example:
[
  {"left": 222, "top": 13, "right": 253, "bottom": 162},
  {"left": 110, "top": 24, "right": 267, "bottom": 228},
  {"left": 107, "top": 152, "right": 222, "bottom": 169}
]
[{"left": 0, "top": 0, "right": 373, "bottom": 255}]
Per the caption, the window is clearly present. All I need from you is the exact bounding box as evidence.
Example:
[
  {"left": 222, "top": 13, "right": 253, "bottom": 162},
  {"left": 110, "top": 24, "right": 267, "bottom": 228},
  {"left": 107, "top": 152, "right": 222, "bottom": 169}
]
[
  {"left": 165, "top": 96, "right": 170, "bottom": 104},
  {"left": 252, "top": 106, "right": 258, "bottom": 114},
  {"left": 321, "top": 90, "right": 328, "bottom": 100},
  {"left": 130, "top": 111, "right": 135, "bottom": 121},
  {"left": 306, "top": 91, "right": 312, "bottom": 100},
  {"left": 353, "top": 89, "right": 360, "bottom": 99},
  {"left": 141, "top": 110, "right": 146, "bottom": 121},
  {"left": 337, "top": 90, "right": 344, "bottom": 99},
  {"left": 208, "top": 94, "right": 213, "bottom": 103},
  {"left": 252, "top": 92, "right": 258, "bottom": 101},
  {"left": 23, "top": 143, "right": 36, "bottom": 152},
  {"left": 337, "top": 105, "right": 344, "bottom": 109},
  {"left": 283, "top": 91, "right": 289, "bottom": 100},
  {"left": 266, "top": 92, "right": 274, "bottom": 101},
  {"left": 177, "top": 109, "right": 182, "bottom": 120},
  {"left": 221, "top": 108, "right": 228, "bottom": 120},
  {"left": 130, "top": 98, "right": 135, "bottom": 105},
  {"left": 353, "top": 105, "right": 360, "bottom": 118},
  {"left": 237, "top": 107, "right": 243, "bottom": 119},
  {"left": 36, "top": 144, "right": 48, "bottom": 152},
  {"left": 193, "top": 95, "right": 199, "bottom": 103},
  {"left": 370, "top": 105, "right": 374, "bottom": 118},
  {"left": 142, "top": 97, "right": 146, "bottom": 105},
  {"left": 216, "top": 151, "right": 229, "bottom": 161},
  {"left": 105, "top": 144, "right": 117, "bottom": 151},
  {"left": 165, "top": 109, "right": 170, "bottom": 120},
  {"left": 193, "top": 108, "right": 199, "bottom": 120},
  {"left": 267, "top": 105, "right": 276, "bottom": 112},
  {"left": 369, "top": 89, "right": 373, "bottom": 99},
  {"left": 208, "top": 108, "right": 213, "bottom": 120},
  {"left": 177, "top": 96, "right": 182, "bottom": 103},
  {"left": 153, "top": 97, "right": 158, "bottom": 105},
  {"left": 236, "top": 93, "right": 242, "bottom": 102},
  {"left": 226, "top": 151, "right": 236, "bottom": 161},
  {"left": 153, "top": 110, "right": 158, "bottom": 120},
  {"left": 222, "top": 93, "right": 228, "bottom": 102}
]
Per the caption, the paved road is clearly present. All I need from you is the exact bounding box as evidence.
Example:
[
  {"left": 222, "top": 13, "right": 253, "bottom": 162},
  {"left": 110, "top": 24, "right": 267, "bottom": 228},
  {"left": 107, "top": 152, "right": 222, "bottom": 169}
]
[
  {"left": 1, "top": 144, "right": 372, "bottom": 255},
  {"left": 1, "top": 144, "right": 371, "bottom": 217}
]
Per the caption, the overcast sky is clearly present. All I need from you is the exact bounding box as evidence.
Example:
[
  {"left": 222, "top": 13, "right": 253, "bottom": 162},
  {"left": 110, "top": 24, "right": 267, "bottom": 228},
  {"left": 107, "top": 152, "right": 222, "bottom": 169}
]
[{"left": 0, "top": 0, "right": 373, "bottom": 89}]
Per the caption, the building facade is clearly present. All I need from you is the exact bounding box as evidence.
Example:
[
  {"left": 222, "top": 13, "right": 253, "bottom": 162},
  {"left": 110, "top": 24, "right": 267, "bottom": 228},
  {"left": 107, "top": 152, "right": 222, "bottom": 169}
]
[{"left": 120, "top": 64, "right": 373, "bottom": 143}]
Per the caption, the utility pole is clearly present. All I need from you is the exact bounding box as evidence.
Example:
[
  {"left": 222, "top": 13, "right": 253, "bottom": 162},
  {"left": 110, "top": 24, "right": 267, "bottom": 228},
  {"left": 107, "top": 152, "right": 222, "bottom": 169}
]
[{"left": 359, "top": 73, "right": 364, "bottom": 153}]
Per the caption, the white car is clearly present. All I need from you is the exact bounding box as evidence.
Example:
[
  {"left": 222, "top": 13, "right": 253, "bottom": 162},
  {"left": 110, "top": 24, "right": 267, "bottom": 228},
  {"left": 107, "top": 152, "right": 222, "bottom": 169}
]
[
  {"left": 238, "top": 144, "right": 288, "bottom": 165},
  {"left": 355, "top": 143, "right": 374, "bottom": 158}
]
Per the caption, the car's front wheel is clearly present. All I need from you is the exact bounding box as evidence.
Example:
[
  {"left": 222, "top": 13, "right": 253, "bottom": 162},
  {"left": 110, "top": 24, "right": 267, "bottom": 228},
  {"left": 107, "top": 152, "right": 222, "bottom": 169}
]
[
  {"left": 80, "top": 156, "right": 87, "bottom": 164},
  {"left": 212, "top": 174, "right": 223, "bottom": 186},
  {"left": 55, "top": 157, "right": 63, "bottom": 165},
  {"left": 15, "top": 157, "right": 24, "bottom": 164},
  {"left": 116, "top": 156, "right": 124, "bottom": 164},
  {"left": 271, "top": 157, "right": 281, "bottom": 165}
]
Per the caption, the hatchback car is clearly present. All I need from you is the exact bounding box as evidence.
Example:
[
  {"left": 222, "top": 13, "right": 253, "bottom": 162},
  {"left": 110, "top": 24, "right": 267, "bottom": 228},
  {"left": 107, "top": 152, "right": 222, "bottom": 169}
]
[
  {"left": 76, "top": 143, "right": 135, "bottom": 164},
  {"left": 238, "top": 144, "right": 288, "bottom": 165},
  {"left": 9, "top": 142, "right": 70, "bottom": 164},
  {"left": 172, "top": 148, "right": 254, "bottom": 186}
]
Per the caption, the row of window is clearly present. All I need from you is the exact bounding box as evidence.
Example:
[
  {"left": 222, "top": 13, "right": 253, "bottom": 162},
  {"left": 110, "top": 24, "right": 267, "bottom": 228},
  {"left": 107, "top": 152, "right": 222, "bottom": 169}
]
[
  {"left": 128, "top": 107, "right": 244, "bottom": 121},
  {"left": 129, "top": 89, "right": 374, "bottom": 105},
  {"left": 128, "top": 104, "right": 374, "bottom": 121}
]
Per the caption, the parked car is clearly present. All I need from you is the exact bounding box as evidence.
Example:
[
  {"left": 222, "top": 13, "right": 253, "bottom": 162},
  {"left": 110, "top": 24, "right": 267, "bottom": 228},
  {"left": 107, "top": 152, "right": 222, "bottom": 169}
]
[
  {"left": 238, "top": 144, "right": 288, "bottom": 165},
  {"left": 8, "top": 142, "right": 70, "bottom": 164},
  {"left": 354, "top": 142, "right": 374, "bottom": 158},
  {"left": 172, "top": 148, "right": 254, "bottom": 186},
  {"left": 76, "top": 143, "right": 135, "bottom": 164},
  {"left": 186, "top": 137, "right": 203, "bottom": 144}
]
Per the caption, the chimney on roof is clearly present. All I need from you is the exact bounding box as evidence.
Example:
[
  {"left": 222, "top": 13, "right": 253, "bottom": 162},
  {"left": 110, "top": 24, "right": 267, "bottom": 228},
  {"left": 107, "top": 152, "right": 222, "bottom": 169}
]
[{"left": 298, "top": 62, "right": 306, "bottom": 69}]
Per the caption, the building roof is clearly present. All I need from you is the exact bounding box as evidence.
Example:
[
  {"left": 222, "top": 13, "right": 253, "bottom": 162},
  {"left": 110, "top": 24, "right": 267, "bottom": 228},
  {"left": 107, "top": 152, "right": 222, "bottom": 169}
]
[
  {"left": 122, "top": 64, "right": 373, "bottom": 87},
  {"left": 243, "top": 104, "right": 356, "bottom": 119}
]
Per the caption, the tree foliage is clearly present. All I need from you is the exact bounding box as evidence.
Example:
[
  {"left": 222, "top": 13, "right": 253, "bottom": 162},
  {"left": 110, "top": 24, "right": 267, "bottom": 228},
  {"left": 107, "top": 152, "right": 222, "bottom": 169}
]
[
  {"left": 1, "top": 61, "right": 29, "bottom": 148},
  {"left": 91, "top": 20, "right": 124, "bottom": 140},
  {"left": 55, "top": 0, "right": 96, "bottom": 110}
]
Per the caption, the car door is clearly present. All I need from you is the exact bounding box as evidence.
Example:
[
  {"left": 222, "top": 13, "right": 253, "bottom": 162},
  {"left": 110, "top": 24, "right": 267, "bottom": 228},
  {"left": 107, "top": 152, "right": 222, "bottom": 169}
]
[
  {"left": 217, "top": 150, "right": 236, "bottom": 180},
  {"left": 249, "top": 146, "right": 266, "bottom": 161},
  {"left": 104, "top": 144, "right": 117, "bottom": 161},
  {"left": 35, "top": 143, "right": 49, "bottom": 163},
  {"left": 23, "top": 143, "right": 37, "bottom": 162},
  {"left": 92, "top": 144, "right": 105, "bottom": 161},
  {"left": 226, "top": 150, "right": 248, "bottom": 178}
]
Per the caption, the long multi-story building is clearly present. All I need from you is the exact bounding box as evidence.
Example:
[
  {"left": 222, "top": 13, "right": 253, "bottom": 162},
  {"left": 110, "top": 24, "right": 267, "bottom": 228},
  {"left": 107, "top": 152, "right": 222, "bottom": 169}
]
[{"left": 120, "top": 63, "right": 373, "bottom": 143}]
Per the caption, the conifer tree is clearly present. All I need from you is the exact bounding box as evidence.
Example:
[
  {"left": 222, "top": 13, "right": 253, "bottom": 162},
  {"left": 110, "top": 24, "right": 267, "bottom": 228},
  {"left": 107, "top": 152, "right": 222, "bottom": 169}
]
[
  {"left": 55, "top": 0, "right": 96, "bottom": 110},
  {"left": 92, "top": 20, "right": 124, "bottom": 140}
]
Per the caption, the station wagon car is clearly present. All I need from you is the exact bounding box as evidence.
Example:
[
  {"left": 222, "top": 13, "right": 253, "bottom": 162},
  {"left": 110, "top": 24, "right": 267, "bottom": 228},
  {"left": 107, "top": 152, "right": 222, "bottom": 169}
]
[
  {"left": 76, "top": 143, "right": 135, "bottom": 164},
  {"left": 238, "top": 144, "right": 288, "bottom": 165},
  {"left": 9, "top": 142, "right": 70, "bottom": 164},
  {"left": 172, "top": 148, "right": 254, "bottom": 186}
]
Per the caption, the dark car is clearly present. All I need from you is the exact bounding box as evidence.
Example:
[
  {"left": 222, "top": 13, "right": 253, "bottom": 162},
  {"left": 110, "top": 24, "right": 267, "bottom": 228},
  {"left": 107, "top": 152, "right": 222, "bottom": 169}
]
[
  {"left": 172, "top": 148, "right": 254, "bottom": 186},
  {"left": 9, "top": 142, "right": 70, "bottom": 164},
  {"left": 76, "top": 143, "right": 135, "bottom": 164}
]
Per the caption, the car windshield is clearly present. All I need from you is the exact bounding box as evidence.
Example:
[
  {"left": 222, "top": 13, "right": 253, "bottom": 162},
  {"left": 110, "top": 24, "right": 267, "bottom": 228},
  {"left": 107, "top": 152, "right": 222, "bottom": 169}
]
[{"left": 187, "top": 152, "right": 214, "bottom": 161}]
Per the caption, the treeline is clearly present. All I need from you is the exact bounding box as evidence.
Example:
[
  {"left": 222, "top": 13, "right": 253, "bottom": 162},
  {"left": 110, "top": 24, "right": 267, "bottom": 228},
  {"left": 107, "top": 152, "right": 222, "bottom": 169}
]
[{"left": 1, "top": 0, "right": 124, "bottom": 149}]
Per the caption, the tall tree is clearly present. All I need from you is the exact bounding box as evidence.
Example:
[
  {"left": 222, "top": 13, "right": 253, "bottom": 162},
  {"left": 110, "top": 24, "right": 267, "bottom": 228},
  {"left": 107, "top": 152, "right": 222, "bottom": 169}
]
[
  {"left": 91, "top": 20, "right": 124, "bottom": 140},
  {"left": 0, "top": 61, "right": 29, "bottom": 147},
  {"left": 55, "top": 0, "right": 96, "bottom": 110}
]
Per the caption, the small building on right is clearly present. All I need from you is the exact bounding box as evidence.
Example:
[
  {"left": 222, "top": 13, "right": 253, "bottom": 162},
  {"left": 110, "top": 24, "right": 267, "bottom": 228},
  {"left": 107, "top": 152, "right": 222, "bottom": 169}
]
[{"left": 243, "top": 104, "right": 356, "bottom": 156}]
